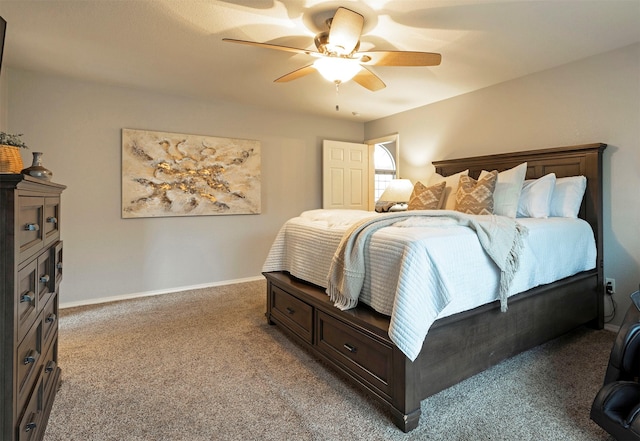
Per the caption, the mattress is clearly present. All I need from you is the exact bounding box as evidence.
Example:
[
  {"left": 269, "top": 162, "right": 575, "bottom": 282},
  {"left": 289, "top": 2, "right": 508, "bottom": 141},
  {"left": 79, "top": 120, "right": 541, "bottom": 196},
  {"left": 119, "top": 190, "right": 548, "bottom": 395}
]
[{"left": 262, "top": 209, "right": 596, "bottom": 360}]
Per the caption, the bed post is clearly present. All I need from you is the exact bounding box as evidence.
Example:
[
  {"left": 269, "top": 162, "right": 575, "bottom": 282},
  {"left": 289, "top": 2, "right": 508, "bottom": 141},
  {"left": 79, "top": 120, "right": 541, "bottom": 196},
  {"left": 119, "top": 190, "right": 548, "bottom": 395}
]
[
  {"left": 584, "top": 144, "right": 606, "bottom": 328},
  {"left": 390, "top": 351, "right": 422, "bottom": 432}
]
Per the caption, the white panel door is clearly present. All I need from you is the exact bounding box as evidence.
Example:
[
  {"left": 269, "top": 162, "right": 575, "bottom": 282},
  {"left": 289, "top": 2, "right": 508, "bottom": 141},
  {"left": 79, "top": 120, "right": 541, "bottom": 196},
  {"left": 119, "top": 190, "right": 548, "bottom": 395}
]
[{"left": 322, "top": 140, "right": 371, "bottom": 210}]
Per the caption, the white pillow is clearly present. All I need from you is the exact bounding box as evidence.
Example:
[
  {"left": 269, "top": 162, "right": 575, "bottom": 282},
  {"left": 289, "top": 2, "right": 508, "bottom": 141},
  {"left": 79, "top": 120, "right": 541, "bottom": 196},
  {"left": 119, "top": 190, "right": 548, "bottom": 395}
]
[
  {"left": 550, "top": 176, "right": 587, "bottom": 218},
  {"left": 517, "top": 173, "right": 556, "bottom": 218},
  {"left": 479, "top": 162, "right": 527, "bottom": 218},
  {"left": 428, "top": 169, "right": 469, "bottom": 210}
]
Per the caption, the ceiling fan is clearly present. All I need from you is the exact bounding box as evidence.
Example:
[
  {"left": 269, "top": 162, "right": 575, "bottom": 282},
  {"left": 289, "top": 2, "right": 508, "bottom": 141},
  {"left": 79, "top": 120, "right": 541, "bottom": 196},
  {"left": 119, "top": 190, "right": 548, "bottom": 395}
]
[{"left": 223, "top": 7, "right": 441, "bottom": 92}]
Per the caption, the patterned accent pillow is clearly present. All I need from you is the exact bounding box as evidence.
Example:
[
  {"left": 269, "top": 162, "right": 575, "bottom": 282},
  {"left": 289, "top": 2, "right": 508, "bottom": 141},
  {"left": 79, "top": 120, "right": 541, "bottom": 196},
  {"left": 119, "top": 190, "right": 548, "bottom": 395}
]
[
  {"left": 455, "top": 171, "right": 498, "bottom": 215},
  {"left": 428, "top": 169, "right": 469, "bottom": 210},
  {"left": 408, "top": 181, "right": 446, "bottom": 210}
]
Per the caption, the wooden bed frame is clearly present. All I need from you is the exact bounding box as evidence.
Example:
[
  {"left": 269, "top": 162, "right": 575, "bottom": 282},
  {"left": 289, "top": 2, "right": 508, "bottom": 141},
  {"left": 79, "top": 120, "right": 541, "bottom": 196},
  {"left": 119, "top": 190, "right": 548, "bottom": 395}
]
[{"left": 263, "top": 143, "right": 606, "bottom": 432}]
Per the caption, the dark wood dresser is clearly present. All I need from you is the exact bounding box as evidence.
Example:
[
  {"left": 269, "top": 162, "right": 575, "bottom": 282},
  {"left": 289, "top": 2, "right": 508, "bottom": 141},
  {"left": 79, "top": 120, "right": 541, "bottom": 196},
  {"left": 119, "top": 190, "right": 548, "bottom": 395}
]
[{"left": 1, "top": 175, "right": 65, "bottom": 441}]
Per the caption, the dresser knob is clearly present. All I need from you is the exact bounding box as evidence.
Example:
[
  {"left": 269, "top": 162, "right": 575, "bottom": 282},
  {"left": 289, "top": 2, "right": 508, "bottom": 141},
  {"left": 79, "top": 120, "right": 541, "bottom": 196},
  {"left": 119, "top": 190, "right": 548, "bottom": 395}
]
[
  {"left": 24, "top": 420, "right": 37, "bottom": 433},
  {"left": 286, "top": 307, "right": 295, "bottom": 315},
  {"left": 20, "top": 292, "right": 34, "bottom": 303},
  {"left": 343, "top": 343, "right": 357, "bottom": 353},
  {"left": 24, "top": 223, "right": 40, "bottom": 231},
  {"left": 23, "top": 350, "right": 38, "bottom": 365},
  {"left": 46, "top": 313, "right": 57, "bottom": 324},
  {"left": 45, "top": 360, "right": 56, "bottom": 373},
  {"left": 40, "top": 274, "right": 50, "bottom": 283},
  {"left": 47, "top": 216, "right": 58, "bottom": 224},
  {"left": 56, "top": 262, "right": 63, "bottom": 270}
]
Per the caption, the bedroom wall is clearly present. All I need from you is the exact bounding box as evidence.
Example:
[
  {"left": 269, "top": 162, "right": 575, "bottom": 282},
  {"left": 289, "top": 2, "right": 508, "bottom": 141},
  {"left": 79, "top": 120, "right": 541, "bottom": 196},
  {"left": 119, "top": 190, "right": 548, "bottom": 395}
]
[
  {"left": 7, "top": 68, "right": 364, "bottom": 306},
  {"left": 364, "top": 43, "right": 640, "bottom": 328},
  {"left": 0, "top": 65, "right": 7, "bottom": 129}
]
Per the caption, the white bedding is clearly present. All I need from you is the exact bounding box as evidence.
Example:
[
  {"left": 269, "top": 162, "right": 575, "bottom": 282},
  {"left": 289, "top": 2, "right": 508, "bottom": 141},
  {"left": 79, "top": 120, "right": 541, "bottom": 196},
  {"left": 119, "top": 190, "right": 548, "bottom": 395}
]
[{"left": 262, "top": 209, "right": 596, "bottom": 360}]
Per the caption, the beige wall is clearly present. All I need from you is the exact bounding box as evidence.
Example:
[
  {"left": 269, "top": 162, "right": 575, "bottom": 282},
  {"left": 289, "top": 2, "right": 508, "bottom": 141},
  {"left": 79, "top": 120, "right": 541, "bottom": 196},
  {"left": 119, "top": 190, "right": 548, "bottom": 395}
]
[
  {"left": 0, "top": 65, "right": 7, "bottom": 129},
  {"left": 7, "top": 69, "right": 363, "bottom": 306},
  {"left": 365, "top": 43, "right": 640, "bottom": 327}
]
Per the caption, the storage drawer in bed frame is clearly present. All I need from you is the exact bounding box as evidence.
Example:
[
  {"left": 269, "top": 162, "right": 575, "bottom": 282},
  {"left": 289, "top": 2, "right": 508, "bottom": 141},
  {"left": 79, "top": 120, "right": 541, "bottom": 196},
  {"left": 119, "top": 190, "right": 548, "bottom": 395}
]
[
  {"left": 269, "top": 276, "right": 395, "bottom": 398},
  {"left": 264, "top": 271, "right": 417, "bottom": 429}
]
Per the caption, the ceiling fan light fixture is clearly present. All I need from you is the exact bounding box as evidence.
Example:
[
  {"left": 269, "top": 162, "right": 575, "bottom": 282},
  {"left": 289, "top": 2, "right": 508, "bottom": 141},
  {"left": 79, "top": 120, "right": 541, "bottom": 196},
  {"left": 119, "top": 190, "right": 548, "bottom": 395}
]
[
  {"left": 224, "top": 6, "right": 441, "bottom": 92},
  {"left": 313, "top": 57, "right": 361, "bottom": 84}
]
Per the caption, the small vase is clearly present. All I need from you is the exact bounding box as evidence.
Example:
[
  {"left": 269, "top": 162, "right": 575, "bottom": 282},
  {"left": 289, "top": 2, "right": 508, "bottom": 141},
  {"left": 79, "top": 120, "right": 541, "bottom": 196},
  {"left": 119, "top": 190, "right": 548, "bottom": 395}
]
[{"left": 22, "top": 152, "right": 53, "bottom": 181}]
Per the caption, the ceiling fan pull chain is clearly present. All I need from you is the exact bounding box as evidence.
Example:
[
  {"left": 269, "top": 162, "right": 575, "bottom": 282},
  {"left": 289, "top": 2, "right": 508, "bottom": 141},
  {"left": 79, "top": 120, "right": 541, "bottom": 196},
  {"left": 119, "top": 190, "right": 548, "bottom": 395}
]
[{"left": 335, "top": 81, "right": 340, "bottom": 111}]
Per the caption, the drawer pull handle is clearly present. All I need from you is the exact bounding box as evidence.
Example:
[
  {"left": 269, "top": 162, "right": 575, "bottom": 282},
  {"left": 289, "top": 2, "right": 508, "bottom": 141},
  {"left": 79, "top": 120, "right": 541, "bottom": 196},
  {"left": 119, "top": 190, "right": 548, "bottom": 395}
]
[
  {"left": 25, "top": 223, "right": 40, "bottom": 231},
  {"left": 286, "top": 307, "right": 295, "bottom": 315},
  {"left": 46, "top": 313, "right": 57, "bottom": 323},
  {"left": 24, "top": 419, "right": 37, "bottom": 433},
  {"left": 343, "top": 343, "right": 357, "bottom": 353},
  {"left": 45, "top": 360, "right": 56, "bottom": 373},
  {"left": 47, "top": 216, "right": 58, "bottom": 224},
  {"left": 23, "top": 350, "right": 38, "bottom": 365},
  {"left": 20, "top": 292, "right": 34, "bottom": 303},
  {"left": 57, "top": 262, "right": 63, "bottom": 270},
  {"left": 40, "top": 274, "right": 50, "bottom": 283}
]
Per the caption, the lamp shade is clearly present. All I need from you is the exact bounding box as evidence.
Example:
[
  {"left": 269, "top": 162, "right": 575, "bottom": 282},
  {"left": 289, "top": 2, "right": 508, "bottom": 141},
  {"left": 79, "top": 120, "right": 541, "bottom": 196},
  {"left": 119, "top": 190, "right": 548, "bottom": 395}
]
[
  {"left": 379, "top": 179, "right": 414, "bottom": 202},
  {"left": 313, "top": 57, "right": 361, "bottom": 84}
]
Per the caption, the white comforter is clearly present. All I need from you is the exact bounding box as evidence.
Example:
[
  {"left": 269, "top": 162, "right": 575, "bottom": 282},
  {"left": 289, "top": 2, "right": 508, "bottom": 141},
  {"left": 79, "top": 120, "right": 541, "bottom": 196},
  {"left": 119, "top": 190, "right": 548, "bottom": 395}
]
[{"left": 262, "top": 209, "right": 596, "bottom": 361}]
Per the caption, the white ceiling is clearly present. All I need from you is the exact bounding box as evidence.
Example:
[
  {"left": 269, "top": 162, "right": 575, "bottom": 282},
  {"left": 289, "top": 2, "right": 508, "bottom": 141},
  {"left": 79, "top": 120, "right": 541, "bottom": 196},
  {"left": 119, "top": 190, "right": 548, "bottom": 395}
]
[{"left": 1, "top": 0, "right": 639, "bottom": 122}]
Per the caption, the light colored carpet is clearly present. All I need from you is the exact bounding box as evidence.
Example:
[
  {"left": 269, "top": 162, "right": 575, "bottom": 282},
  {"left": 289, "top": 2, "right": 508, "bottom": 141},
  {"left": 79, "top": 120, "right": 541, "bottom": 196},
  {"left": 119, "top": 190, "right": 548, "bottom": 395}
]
[{"left": 44, "top": 280, "right": 616, "bottom": 441}]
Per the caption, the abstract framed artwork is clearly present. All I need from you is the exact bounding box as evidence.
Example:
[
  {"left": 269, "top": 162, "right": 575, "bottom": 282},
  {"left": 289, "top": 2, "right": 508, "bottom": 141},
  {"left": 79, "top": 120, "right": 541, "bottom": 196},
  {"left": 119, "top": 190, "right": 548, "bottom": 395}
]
[{"left": 122, "top": 129, "right": 261, "bottom": 218}]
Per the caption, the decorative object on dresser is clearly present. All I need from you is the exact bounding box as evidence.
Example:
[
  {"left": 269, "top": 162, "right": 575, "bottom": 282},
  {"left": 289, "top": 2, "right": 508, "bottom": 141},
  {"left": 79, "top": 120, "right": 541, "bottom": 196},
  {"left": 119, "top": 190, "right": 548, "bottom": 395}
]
[
  {"left": 1, "top": 175, "right": 65, "bottom": 441},
  {"left": 0, "top": 132, "right": 29, "bottom": 174},
  {"left": 21, "top": 152, "right": 53, "bottom": 181},
  {"left": 263, "top": 143, "right": 606, "bottom": 432}
]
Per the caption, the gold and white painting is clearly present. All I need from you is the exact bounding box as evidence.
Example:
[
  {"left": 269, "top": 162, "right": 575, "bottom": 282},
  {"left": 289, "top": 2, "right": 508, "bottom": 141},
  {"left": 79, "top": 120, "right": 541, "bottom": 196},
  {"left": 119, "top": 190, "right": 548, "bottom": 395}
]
[{"left": 122, "top": 129, "right": 261, "bottom": 218}]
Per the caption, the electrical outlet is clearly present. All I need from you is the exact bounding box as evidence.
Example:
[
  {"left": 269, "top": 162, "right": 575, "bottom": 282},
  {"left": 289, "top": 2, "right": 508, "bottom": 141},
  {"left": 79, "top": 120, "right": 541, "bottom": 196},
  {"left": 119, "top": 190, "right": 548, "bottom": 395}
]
[{"left": 606, "top": 278, "right": 616, "bottom": 295}]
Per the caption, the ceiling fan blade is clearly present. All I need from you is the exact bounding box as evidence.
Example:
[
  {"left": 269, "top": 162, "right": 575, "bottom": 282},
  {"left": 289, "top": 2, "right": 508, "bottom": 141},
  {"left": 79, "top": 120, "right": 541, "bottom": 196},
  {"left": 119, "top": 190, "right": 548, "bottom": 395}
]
[
  {"left": 274, "top": 64, "right": 316, "bottom": 83},
  {"left": 359, "top": 51, "right": 442, "bottom": 67},
  {"left": 328, "top": 7, "right": 364, "bottom": 55},
  {"left": 352, "top": 67, "right": 386, "bottom": 92},
  {"left": 222, "top": 38, "right": 315, "bottom": 56}
]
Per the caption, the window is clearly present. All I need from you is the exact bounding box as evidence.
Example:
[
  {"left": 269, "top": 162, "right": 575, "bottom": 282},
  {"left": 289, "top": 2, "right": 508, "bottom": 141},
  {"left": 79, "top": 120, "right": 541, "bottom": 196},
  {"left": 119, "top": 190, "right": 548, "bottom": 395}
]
[{"left": 374, "top": 143, "right": 397, "bottom": 201}]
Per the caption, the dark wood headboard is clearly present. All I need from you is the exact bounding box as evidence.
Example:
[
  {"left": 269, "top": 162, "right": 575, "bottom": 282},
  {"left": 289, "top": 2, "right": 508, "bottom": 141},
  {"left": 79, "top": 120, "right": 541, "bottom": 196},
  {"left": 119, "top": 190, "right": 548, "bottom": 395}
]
[{"left": 432, "top": 143, "right": 607, "bottom": 286}]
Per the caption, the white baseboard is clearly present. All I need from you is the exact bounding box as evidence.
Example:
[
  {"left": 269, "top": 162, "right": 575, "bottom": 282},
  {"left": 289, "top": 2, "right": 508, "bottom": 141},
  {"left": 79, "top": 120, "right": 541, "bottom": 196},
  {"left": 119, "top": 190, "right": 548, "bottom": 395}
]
[{"left": 59, "top": 275, "right": 265, "bottom": 309}]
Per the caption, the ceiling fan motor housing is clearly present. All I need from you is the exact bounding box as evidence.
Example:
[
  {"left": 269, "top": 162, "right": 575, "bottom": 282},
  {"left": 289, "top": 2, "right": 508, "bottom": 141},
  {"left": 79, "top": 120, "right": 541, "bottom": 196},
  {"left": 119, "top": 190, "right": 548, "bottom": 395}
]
[{"left": 314, "top": 31, "right": 360, "bottom": 57}]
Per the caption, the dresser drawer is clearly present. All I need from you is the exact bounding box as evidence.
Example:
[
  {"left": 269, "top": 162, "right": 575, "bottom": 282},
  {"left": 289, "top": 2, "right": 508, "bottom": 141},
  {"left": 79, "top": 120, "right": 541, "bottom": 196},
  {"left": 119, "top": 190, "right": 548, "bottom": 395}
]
[
  {"left": 270, "top": 284, "right": 313, "bottom": 344},
  {"left": 36, "top": 249, "right": 54, "bottom": 312},
  {"left": 41, "top": 339, "right": 59, "bottom": 404},
  {"left": 53, "top": 241, "right": 63, "bottom": 290},
  {"left": 16, "top": 321, "right": 42, "bottom": 414},
  {"left": 18, "top": 197, "right": 44, "bottom": 262},
  {"left": 17, "top": 260, "right": 38, "bottom": 344},
  {"left": 43, "top": 197, "right": 61, "bottom": 246},
  {"left": 317, "top": 311, "right": 394, "bottom": 398},
  {"left": 15, "top": 376, "right": 43, "bottom": 441},
  {"left": 42, "top": 293, "right": 58, "bottom": 352}
]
